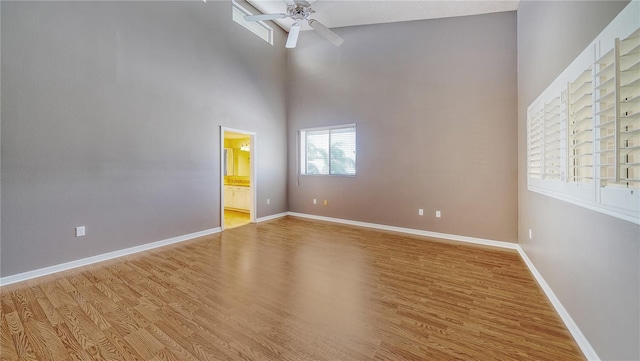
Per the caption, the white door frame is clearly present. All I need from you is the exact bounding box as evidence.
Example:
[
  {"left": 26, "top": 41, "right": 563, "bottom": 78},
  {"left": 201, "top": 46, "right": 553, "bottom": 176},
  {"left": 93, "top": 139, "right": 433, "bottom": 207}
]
[{"left": 220, "top": 126, "right": 257, "bottom": 230}]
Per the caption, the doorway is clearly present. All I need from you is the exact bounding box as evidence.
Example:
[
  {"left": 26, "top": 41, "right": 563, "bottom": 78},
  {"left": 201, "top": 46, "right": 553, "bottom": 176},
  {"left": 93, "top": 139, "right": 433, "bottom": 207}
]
[{"left": 220, "top": 127, "right": 256, "bottom": 230}]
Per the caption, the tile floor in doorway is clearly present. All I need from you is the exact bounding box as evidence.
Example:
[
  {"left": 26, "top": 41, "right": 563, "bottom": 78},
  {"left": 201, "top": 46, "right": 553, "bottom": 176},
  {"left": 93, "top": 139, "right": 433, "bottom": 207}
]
[{"left": 224, "top": 209, "right": 250, "bottom": 229}]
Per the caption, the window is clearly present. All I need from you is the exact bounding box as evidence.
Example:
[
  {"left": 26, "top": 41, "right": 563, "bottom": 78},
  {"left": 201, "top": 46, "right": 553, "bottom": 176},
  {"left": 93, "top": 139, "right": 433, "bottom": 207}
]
[
  {"left": 232, "top": 1, "right": 273, "bottom": 45},
  {"left": 525, "top": 4, "right": 639, "bottom": 225},
  {"left": 300, "top": 124, "right": 356, "bottom": 176}
]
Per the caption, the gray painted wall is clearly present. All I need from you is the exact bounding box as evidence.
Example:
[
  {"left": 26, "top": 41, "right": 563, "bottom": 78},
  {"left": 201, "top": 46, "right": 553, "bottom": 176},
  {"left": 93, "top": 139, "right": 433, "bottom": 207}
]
[
  {"left": 4, "top": 2, "right": 637, "bottom": 357},
  {"left": 287, "top": 12, "right": 518, "bottom": 243},
  {"left": 517, "top": 1, "right": 639, "bottom": 360},
  {"left": 1, "top": 1, "right": 288, "bottom": 277}
]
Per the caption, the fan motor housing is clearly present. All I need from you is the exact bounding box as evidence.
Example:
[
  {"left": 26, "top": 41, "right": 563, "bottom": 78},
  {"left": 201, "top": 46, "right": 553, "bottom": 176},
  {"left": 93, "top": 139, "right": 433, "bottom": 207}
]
[{"left": 287, "top": 4, "right": 313, "bottom": 20}]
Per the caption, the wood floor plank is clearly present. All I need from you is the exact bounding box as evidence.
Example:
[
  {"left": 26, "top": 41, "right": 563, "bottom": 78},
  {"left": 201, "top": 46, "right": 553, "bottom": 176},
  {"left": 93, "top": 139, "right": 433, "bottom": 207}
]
[
  {"left": 0, "top": 217, "right": 585, "bottom": 360},
  {"left": 143, "top": 323, "right": 200, "bottom": 361},
  {"left": 101, "top": 327, "right": 144, "bottom": 361},
  {"left": 1, "top": 308, "right": 20, "bottom": 361},
  {"left": 23, "top": 317, "right": 70, "bottom": 361},
  {"left": 50, "top": 322, "right": 85, "bottom": 357},
  {"left": 10, "top": 287, "right": 44, "bottom": 324},
  {"left": 123, "top": 329, "right": 164, "bottom": 361},
  {"left": 5, "top": 309, "right": 39, "bottom": 361}
]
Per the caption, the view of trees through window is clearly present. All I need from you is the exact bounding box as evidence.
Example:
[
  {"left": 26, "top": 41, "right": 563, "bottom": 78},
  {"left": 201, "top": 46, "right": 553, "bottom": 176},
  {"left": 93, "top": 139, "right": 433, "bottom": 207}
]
[{"left": 301, "top": 125, "right": 356, "bottom": 176}]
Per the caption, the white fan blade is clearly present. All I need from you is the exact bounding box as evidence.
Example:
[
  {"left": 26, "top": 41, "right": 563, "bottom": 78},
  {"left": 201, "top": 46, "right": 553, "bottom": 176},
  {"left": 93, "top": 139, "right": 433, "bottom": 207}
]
[
  {"left": 309, "top": 20, "right": 344, "bottom": 46},
  {"left": 294, "top": 0, "right": 311, "bottom": 6},
  {"left": 282, "top": 0, "right": 296, "bottom": 6},
  {"left": 286, "top": 24, "right": 301, "bottom": 48},
  {"left": 245, "top": 13, "right": 287, "bottom": 22}
]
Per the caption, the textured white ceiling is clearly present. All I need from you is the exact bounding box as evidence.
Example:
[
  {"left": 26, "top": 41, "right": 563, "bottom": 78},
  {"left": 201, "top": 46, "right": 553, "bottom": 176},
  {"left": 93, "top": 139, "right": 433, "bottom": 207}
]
[{"left": 246, "top": 0, "right": 520, "bottom": 31}]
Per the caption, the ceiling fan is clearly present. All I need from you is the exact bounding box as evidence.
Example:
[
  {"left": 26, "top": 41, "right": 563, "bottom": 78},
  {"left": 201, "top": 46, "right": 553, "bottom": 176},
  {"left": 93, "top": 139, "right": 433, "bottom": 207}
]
[{"left": 244, "top": 0, "right": 344, "bottom": 49}]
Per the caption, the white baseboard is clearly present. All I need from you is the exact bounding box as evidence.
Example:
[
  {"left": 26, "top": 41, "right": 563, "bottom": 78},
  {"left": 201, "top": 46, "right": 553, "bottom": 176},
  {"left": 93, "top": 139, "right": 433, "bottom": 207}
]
[
  {"left": 0, "top": 212, "right": 598, "bottom": 360},
  {"left": 287, "top": 212, "right": 519, "bottom": 250},
  {"left": 516, "top": 247, "right": 599, "bottom": 361},
  {"left": 287, "top": 212, "right": 598, "bottom": 360},
  {"left": 0, "top": 227, "right": 221, "bottom": 287},
  {"left": 256, "top": 212, "right": 289, "bottom": 223}
]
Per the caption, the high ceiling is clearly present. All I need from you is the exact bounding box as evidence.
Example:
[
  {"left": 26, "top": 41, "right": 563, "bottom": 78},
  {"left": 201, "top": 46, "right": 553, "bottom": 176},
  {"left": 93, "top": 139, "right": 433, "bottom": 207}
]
[{"left": 246, "top": 0, "right": 520, "bottom": 32}]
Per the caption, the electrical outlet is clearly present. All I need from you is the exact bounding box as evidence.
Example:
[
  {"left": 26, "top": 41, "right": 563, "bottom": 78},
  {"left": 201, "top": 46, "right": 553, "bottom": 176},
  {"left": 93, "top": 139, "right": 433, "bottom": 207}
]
[
  {"left": 267, "top": 199, "right": 270, "bottom": 205},
  {"left": 418, "top": 209, "right": 424, "bottom": 216},
  {"left": 323, "top": 200, "right": 328, "bottom": 206},
  {"left": 76, "top": 226, "right": 86, "bottom": 237},
  {"left": 435, "top": 211, "right": 441, "bottom": 218},
  {"left": 529, "top": 229, "right": 533, "bottom": 240},
  {"left": 313, "top": 199, "right": 317, "bottom": 204}
]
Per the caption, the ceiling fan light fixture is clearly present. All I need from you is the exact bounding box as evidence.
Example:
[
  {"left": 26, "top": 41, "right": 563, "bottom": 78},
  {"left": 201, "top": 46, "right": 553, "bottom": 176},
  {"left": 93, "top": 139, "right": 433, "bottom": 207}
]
[{"left": 244, "top": 0, "right": 344, "bottom": 49}]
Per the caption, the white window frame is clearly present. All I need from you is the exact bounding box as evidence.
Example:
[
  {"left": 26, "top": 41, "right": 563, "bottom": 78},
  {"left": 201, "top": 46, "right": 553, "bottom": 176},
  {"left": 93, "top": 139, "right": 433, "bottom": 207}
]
[
  {"left": 232, "top": 0, "right": 273, "bottom": 45},
  {"left": 526, "top": 1, "right": 640, "bottom": 225},
  {"left": 300, "top": 124, "right": 356, "bottom": 177}
]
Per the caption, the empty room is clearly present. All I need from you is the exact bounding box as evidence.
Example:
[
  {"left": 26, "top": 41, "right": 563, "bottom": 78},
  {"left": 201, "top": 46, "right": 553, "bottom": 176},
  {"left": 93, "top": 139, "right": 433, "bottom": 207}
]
[{"left": 1, "top": 0, "right": 639, "bottom": 360}]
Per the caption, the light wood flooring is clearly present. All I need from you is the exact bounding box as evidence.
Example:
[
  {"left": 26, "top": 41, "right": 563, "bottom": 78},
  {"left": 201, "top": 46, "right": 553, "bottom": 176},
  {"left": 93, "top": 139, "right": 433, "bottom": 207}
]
[{"left": 1, "top": 216, "right": 585, "bottom": 360}]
